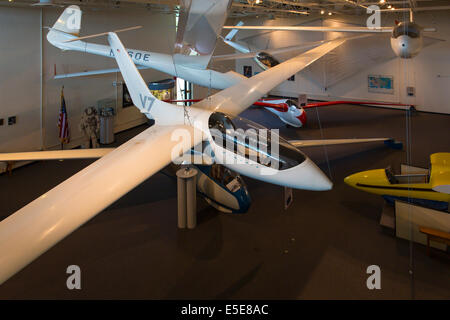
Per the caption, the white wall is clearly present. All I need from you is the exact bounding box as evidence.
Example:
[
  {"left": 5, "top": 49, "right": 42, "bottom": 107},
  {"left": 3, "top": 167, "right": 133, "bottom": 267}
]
[
  {"left": 0, "top": 6, "right": 176, "bottom": 156},
  {"left": 233, "top": 11, "right": 450, "bottom": 114},
  {"left": 0, "top": 7, "right": 41, "bottom": 153}
]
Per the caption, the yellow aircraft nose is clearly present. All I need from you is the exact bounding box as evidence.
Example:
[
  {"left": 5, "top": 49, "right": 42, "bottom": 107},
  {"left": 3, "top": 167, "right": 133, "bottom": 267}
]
[
  {"left": 344, "top": 169, "right": 387, "bottom": 190},
  {"left": 344, "top": 174, "right": 356, "bottom": 187},
  {"left": 344, "top": 172, "right": 367, "bottom": 188}
]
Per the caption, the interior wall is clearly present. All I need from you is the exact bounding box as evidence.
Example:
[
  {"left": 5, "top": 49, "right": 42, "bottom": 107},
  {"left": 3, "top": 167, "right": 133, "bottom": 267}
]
[
  {"left": 0, "top": 7, "right": 41, "bottom": 153},
  {"left": 0, "top": 6, "right": 176, "bottom": 155},
  {"left": 233, "top": 11, "right": 450, "bottom": 114}
]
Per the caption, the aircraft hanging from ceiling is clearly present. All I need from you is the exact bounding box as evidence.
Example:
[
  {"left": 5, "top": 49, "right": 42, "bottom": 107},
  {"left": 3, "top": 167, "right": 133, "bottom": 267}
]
[
  {"left": 250, "top": 98, "right": 415, "bottom": 128},
  {"left": 220, "top": 21, "right": 281, "bottom": 71},
  {"left": 47, "top": 3, "right": 339, "bottom": 85},
  {"left": 47, "top": 3, "right": 356, "bottom": 128},
  {"left": 223, "top": 11, "right": 438, "bottom": 59},
  {"left": 0, "top": 29, "right": 399, "bottom": 284},
  {"left": 210, "top": 19, "right": 426, "bottom": 128},
  {"left": 47, "top": 4, "right": 375, "bottom": 129},
  {"left": 47, "top": 3, "right": 244, "bottom": 89}
]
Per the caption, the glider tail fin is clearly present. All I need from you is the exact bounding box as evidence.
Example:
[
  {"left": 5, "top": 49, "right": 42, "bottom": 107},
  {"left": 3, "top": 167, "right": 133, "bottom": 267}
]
[
  {"left": 52, "top": 5, "right": 82, "bottom": 35},
  {"left": 221, "top": 21, "right": 250, "bottom": 54},
  {"left": 224, "top": 21, "right": 244, "bottom": 41},
  {"left": 107, "top": 32, "right": 165, "bottom": 118},
  {"left": 47, "top": 5, "right": 83, "bottom": 50}
]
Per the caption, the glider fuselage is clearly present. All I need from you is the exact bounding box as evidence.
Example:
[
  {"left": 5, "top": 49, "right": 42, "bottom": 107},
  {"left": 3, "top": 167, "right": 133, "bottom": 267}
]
[
  {"left": 149, "top": 102, "right": 332, "bottom": 192},
  {"left": 47, "top": 33, "right": 246, "bottom": 90},
  {"left": 344, "top": 161, "right": 450, "bottom": 211}
]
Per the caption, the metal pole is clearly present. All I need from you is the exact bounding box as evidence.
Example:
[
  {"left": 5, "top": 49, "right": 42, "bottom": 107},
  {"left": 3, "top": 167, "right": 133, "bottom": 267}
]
[
  {"left": 176, "top": 166, "right": 198, "bottom": 229},
  {"left": 40, "top": 8, "right": 45, "bottom": 150},
  {"left": 186, "top": 174, "right": 197, "bottom": 229},
  {"left": 177, "top": 175, "right": 187, "bottom": 229}
]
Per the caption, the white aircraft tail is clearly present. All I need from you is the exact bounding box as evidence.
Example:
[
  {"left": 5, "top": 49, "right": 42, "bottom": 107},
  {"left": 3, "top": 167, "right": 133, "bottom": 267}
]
[
  {"left": 47, "top": 5, "right": 82, "bottom": 50},
  {"left": 107, "top": 32, "right": 169, "bottom": 120},
  {"left": 221, "top": 21, "right": 250, "bottom": 54},
  {"left": 224, "top": 21, "right": 244, "bottom": 41}
]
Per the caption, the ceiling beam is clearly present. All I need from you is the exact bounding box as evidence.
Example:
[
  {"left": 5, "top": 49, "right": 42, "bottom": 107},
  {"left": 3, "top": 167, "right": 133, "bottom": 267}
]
[
  {"left": 231, "top": 2, "right": 309, "bottom": 15},
  {"left": 379, "top": 5, "right": 450, "bottom": 12}
]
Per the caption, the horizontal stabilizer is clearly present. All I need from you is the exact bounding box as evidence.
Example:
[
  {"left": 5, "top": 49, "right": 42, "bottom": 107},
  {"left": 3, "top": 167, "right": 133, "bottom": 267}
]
[
  {"left": 304, "top": 100, "right": 413, "bottom": 109},
  {"left": 0, "top": 149, "right": 114, "bottom": 162},
  {"left": 64, "top": 26, "right": 142, "bottom": 43},
  {"left": 224, "top": 21, "right": 244, "bottom": 41},
  {"left": 423, "top": 35, "right": 445, "bottom": 42},
  {"left": 222, "top": 25, "right": 393, "bottom": 33},
  {"left": 54, "top": 66, "right": 150, "bottom": 79},
  {"left": 289, "top": 138, "right": 394, "bottom": 148},
  {"left": 212, "top": 39, "right": 329, "bottom": 62}
]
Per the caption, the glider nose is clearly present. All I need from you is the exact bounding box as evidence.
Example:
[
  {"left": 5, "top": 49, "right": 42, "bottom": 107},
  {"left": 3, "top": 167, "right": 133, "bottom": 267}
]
[
  {"left": 296, "top": 108, "right": 307, "bottom": 127},
  {"left": 299, "top": 158, "right": 333, "bottom": 191},
  {"left": 344, "top": 173, "right": 358, "bottom": 188}
]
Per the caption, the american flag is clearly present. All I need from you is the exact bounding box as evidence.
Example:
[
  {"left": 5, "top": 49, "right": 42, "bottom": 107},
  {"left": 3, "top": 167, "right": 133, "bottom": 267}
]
[{"left": 58, "top": 86, "right": 70, "bottom": 145}]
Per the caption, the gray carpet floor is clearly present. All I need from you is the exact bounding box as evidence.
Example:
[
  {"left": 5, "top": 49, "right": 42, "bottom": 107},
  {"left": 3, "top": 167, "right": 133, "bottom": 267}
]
[{"left": 0, "top": 104, "right": 449, "bottom": 299}]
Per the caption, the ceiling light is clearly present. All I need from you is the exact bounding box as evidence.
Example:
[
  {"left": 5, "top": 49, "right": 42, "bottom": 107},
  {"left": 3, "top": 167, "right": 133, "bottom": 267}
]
[
  {"left": 320, "top": 10, "right": 325, "bottom": 15},
  {"left": 255, "top": 0, "right": 261, "bottom": 4},
  {"left": 328, "top": 12, "right": 332, "bottom": 16},
  {"left": 391, "top": 7, "right": 395, "bottom": 10},
  {"left": 379, "top": 0, "right": 385, "bottom": 4},
  {"left": 387, "top": 4, "right": 392, "bottom": 8}
]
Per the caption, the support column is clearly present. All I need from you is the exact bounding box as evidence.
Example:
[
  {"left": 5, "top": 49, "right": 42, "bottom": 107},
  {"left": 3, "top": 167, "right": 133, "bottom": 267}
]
[
  {"left": 177, "top": 173, "right": 187, "bottom": 229},
  {"left": 176, "top": 166, "right": 198, "bottom": 229},
  {"left": 186, "top": 175, "right": 197, "bottom": 228}
]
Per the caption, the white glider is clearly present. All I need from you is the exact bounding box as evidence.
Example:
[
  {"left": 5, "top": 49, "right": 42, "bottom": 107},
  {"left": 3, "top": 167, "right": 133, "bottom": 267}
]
[
  {"left": 0, "top": 31, "right": 348, "bottom": 284},
  {"left": 0, "top": 28, "right": 398, "bottom": 285},
  {"left": 48, "top": 4, "right": 245, "bottom": 89},
  {"left": 223, "top": 21, "right": 438, "bottom": 59}
]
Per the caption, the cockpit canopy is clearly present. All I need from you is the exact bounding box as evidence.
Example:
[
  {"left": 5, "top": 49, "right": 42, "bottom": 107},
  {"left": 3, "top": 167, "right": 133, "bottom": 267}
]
[
  {"left": 254, "top": 52, "right": 280, "bottom": 69},
  {"left": 208, "top": 112, "right": 306, "bottom": 170},
  {"left": 208, "top": 111, "right": 236, "bottom": 133},
  {"left": 286, "top": 99, "right": 298, "bottom": 109},
  {"left": 392, "top": 22, "right": 421, "bottom": 39}
]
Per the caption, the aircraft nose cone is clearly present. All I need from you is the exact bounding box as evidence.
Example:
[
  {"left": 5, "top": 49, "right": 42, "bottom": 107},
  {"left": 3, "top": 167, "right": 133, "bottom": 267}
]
[
  {"left": 344, "top": 174, "right": 356, "bottom": 187},
  {"left": 296, "top": 108, "right": 307, "bottom": 127},
  {"left": 302, "top": 158, "right": 333, "bottom": 191}
]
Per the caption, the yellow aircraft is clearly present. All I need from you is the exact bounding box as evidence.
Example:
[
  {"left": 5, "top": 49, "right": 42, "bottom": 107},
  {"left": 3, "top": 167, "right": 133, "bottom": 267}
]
[{"left": 344, "top": 153, "right": 450, "bottom": 211}]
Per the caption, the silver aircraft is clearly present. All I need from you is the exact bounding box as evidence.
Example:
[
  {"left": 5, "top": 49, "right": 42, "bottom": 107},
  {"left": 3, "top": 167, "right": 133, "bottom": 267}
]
[{"left": 223, "top": 12, "right": 438, "bottom": 59}]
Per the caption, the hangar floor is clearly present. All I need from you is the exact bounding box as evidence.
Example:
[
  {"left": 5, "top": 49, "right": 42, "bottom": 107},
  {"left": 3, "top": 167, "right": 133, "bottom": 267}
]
[{"left": 0, "top": 103, "right": 449, "bottom": 299}]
